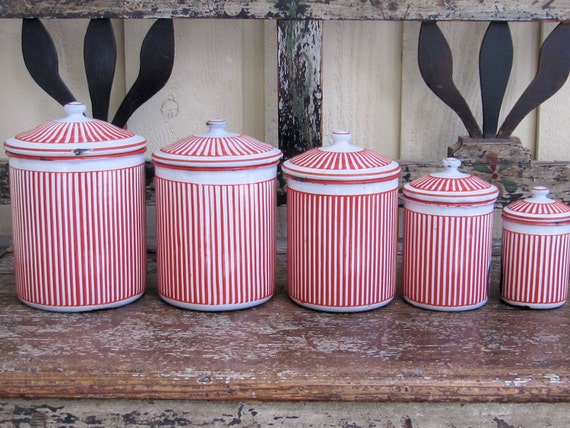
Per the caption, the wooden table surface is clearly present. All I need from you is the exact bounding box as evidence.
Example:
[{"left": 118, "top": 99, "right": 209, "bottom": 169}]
[{"left": 0, "top": 247, "right": 568, "bottom": 403}]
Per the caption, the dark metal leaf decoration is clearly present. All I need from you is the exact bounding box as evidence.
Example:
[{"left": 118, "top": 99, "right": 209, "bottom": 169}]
[
  {"left": 84, "top": 18, "right": 117, "bottom": 121},
  {"left": 418, "top": 21, "right": 482, "bottom": 138},
  {"left": 112, "top": 19, "right": 175, "bottom": 128},
  {"left": 21, "top": 18, "right": 76, "bottom": 106},
  {"left": 479, "top": 22, "right": 513, "bottom": 138},
  {"left": 498, "top": 22, "right": 570, "bottom": 138}
]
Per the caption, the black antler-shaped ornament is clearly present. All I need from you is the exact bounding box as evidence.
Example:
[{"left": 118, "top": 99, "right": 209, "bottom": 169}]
[
  {"left": 21, "top": 18, "right": 175, "bottom": 128},
  {"left": 419, "top": 21, "right": 570, "bottom": 139}
]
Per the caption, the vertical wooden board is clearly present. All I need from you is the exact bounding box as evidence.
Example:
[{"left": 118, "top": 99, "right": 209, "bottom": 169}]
[
  {"left": 322, "top": 21, "right": 402, "bottom": 159},
  {"left": 401, "top": 21, "right": 539, "bottom": 161},
  {"left": 124, "top": 20, "right": 251, "bottom": 156},
  {"left": 536, "top": 22, "right": 570, "bottom": 162},
  {"left": 264, "top": 21, "right": 278, "bottom": 148},
  {"left": 277, "top": 20, "right": 323, "bottom": 201},
  {"left": 277, "top": 20, "right": 323, "bottom": 157}
]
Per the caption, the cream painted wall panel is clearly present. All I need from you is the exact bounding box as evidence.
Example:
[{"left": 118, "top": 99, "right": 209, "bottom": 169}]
[
  {"left": 322, "top": 21, "right": 402, "bottom": 159},
  {"left": 401, "top": 22, "right": 539, "bottom": 161},
  {"left": 0, "top": 19, "right": 126, "bottom": 159},
  {"left": 124, "top": 20, "right": 266, "bottom": 157},
  {"left": 536, "top": 23, "right": 570, "bottom": 162}
]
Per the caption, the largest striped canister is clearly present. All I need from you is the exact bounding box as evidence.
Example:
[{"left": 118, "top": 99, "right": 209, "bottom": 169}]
[
  {"left": 152, "top": 119, "right": 282, "bottom": 311},
  {"left": 282, "top": 131, "right": 401, "bottom": 312},
  {"left": 4, "top": 102, "right": 147, "bottom": 312},
  {"left": 402, "top": 158, "right": 499, "bottom": 311},
  {"left": 501, "top": 186, "right": 570, "bottom": 309}
]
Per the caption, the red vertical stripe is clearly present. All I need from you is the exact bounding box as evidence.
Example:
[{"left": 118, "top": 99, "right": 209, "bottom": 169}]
[
  {"left": 287, "top": 188, "right": 398, "bottom": 309},
  {"left": 403, "top": 209, "right": 493, "bottom": 309},
  {"left": 155, "top": 177, "right": 276, "bottom": 307},
  {"left": 10, "top": 163, "right": 145, "bottom": 310},
  {"left": 502, "top": 229, "right": 569, "bottom": 306}
]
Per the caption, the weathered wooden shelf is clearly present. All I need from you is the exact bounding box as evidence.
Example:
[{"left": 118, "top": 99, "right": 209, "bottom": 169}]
[
  {"left": 0, "top": 0, "right": 568, "bottom": 21},
  {"left": 0, "top": 248, "right": 568, "bottom": 402}
]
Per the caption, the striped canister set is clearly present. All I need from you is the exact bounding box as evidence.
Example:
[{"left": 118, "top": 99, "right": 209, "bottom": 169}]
[{"left": 4, "top": 104, "right": 570, "bottom": 312}]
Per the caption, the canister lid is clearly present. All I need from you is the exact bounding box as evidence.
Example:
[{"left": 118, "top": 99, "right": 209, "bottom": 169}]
[
  {"left": 502, "top": 186, "right": 570, "bottom": 225},
  {"left": 152, "top": 119, "right": 282, "bottom": 170},
  {"left": 281, "top": 131, "right": 400, "bottom": 183},
  {"left": 4, "top": 102, "right": 146, "bottom": 158},
  {"left": 403, "top": 157, "right": 499, "bottom": 205}
]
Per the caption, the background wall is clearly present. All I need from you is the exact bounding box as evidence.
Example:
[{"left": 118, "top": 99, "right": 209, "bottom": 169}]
[{"left": 1, "top": 19, "right": 569, "bottom": 163}]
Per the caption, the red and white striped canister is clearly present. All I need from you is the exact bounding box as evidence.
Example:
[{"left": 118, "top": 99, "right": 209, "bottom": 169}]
[
  {"left": 501, "top": 186, "right": 570, "bottom": 309},
  {"left": 402, "top": 158, "right": 499, "bottom": 311},
  {"left": 152, "top": 119, "right": 282, "bottom": 311},
  {"left": 5, "top": 102, "right": 147, "bottom": 312},
  {"left": 282, "top": 131, "right": 401, "bottom": 312}
]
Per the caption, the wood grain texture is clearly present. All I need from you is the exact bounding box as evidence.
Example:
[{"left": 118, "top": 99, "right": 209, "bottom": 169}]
[
  {"left": 0, "top": 0, "right": 569, "bottom": 20},
  {"left": 322, "top": 21, "right": 402, "bottom": 160},
  {"left": 277, "top": 20, "right": 322, "bottom": 202},
  {"left": 0, "top": 250, "right": 568, "bottom": 402},
  {"left": 1, "top": 399, "right": 570, "bottom": 426}
]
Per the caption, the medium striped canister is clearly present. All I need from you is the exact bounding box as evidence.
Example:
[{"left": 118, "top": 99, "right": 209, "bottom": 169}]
[
  {"left": 402, "top": 158, "right": 499, "bottom": 311},
  {"left": 501, "top": 186, "right": 570, "bottom": 309},
  {"left": 4, "top": 102, "right": 147, "bottom": 312},
  {"left": 282, "top": 131, "right": 401, "bottom": 312},
  {"left": 152, "top": 119, "right": 282, "bottom": 311}
]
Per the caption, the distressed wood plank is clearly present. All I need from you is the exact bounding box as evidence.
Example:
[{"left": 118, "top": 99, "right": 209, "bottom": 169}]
[
  {"left": 0, "top": 251, "right": 569, "bottom": 402},
  {"left": 0, "top": 0, "right": 569, "bottom": 21},
  {"left": 1, "top": 400, "right": 570, "bottom": 427},
  {"left": 0, "top": 157, "right": 568, "bottom": 207},
  {"left": 277, "top": 19, "right": 322, "bottom": 202}
]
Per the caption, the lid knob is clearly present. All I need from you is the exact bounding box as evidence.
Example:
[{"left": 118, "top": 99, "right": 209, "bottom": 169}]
[
  {"left": 64, "top": 102, "right": 87, "bottom": 117},
  {"left": 528, "top": 186, "right": 554, "bottom": 204},
  {"left": 321, "top": 131, "right": 362, "bottom": 153},
  {"left": 331, "top": 131, "right": 352, "bottom": 145},
  {"left": 436, "top": 157, "right": 469, "bottom": 178},
  {"left": 205, "top": 119, "right": 229, "bottom": 135}
]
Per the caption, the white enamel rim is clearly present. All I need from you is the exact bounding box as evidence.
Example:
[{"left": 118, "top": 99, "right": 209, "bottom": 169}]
[
  {"left": 152, "top": 148, "right": 283, "bottom": 169},
  {"left": 282, "top": 160, "right": 401, "bottom": 182},
  {"left": 5, "top": 136, "right": 147, "bottom": 158},
  {"left": 19, "top": 293, "right": 143, "bottom": 313},
  {"left": 290, "top": 296, "right": 394, "bottom": 313},
  {"left": 159, "top": 294, "right": 273, "bottom": 311},
  {"left": 404, "top": 297, "right": 488, "bottom": 312},
  {"left": 501, "top": 298, "right": 566, "bottom": 310}
]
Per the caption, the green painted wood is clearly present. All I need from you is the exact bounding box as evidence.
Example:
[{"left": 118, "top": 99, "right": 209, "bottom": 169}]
[{"left": 277, "top": 19, "right": 322, "bottom": 203}]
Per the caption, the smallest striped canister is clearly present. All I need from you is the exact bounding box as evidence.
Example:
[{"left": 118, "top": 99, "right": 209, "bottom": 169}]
[
  {"left": 501, "top": 186, "right": 570, "bottom": 309},
  {"left": 402, "top": 158, "right": 499, "bottom": 311},
  {"left": 152, "top": 119, "right": 282, "bottom": 311},
  {"left": 282, "top": 131, "right": 401, "bottom": 312}
]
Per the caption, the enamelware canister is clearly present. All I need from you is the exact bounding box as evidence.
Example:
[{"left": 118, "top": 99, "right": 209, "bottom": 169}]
[
  {"left": 5, "top": 102, "right": 147, "bottom": 312},
  {"left": 282, "top": 131, "right": 401, "bottom": 312},
  {"left": 501, "top": 186, "right": 570, "bottom": 309},
  {"left": 402, "top": 157, "right": 499, "bottom": 311},
  {"left": 152, "top": 119, "right": 282, "bottom": 311}
]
